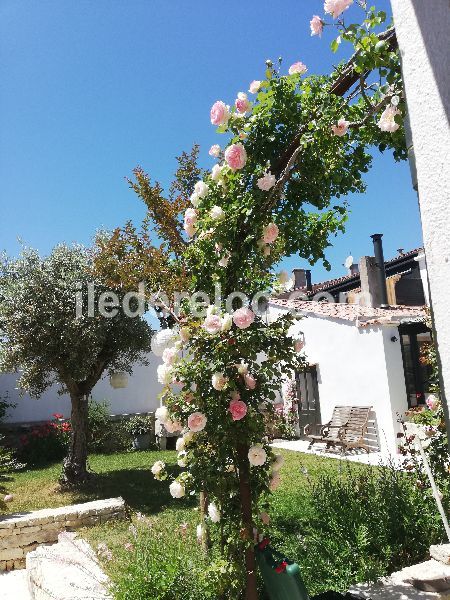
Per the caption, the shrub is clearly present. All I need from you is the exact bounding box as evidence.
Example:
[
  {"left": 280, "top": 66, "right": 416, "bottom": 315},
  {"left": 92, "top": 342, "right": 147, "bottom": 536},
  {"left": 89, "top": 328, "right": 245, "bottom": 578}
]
[
  {"left": 105, "top": 516, "right": 238, "bottom": 600},
  {"left": 19, "top": 414, "right": 71, "bottom": 466},
  {"left": 271, "top": 462, "right": 446, "bottom": 596},
  {"left": 124, "top": 415, "right": 153, "bottom": 438},
  {"left": 88, "top": 399, "right": 115, "bottom": 453}
]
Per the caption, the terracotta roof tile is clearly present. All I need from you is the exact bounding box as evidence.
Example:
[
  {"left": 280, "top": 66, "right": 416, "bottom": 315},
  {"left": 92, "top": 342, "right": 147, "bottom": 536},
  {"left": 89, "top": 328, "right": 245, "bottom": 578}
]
[{"left": 269, "top": 297, "right": 426, "bottom": 328}]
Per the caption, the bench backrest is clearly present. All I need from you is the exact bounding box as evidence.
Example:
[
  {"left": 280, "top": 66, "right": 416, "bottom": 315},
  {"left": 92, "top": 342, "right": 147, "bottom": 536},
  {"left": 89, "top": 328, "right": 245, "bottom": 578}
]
[
  {"left": 329, "top": 406, "right": 351, "bottom": 429},
  {"left": 345, "top": 406, "right": 371, "bottom": 434}
]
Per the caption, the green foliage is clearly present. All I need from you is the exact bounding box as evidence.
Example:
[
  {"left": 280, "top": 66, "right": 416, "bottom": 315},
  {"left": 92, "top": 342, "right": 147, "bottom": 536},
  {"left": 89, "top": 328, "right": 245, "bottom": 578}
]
[
  {"left": 124, "top": 415, "right": 153, "bottom": 437},
  {"left": 0, "top": 244, "right": 154, "bottom": 399},
  {"left": 271, "top": 462, "right": 446, "bottom": 596},
  {"left": 109, "top": 518, "right": 237, "bottom": 600},
  {"left": 88, "top": 399, "right": 115, "bottom": 453}
]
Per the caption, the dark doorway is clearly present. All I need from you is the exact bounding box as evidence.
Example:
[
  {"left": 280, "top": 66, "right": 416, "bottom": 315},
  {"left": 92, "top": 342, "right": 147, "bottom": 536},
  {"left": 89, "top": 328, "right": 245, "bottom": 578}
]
[
  {"left": 295, "top": 366, "right": 321, "bottom": 438},
  {"left": 399, "top": 323, "right": 433, "bottom": 408}
]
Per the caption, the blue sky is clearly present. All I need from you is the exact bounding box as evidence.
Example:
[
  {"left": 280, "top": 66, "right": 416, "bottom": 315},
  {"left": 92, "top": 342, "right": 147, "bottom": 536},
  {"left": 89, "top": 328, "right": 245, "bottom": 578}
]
[{"left": 0, "top": 0, "right": 423, "bottom": 286}]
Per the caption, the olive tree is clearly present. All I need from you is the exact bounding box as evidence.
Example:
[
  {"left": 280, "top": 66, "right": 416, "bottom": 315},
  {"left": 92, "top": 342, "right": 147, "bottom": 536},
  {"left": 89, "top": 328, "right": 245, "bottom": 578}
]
[{"left": 0, "top": 244, "right": 153, "bottom": 485}]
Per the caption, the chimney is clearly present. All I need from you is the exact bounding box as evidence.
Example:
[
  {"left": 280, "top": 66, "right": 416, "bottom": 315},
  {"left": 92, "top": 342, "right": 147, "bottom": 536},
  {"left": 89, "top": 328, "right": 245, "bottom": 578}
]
[
  {"left": 293, "top": 268, "right": 307, "bottom": 290},
  {"left": 371, "top": 234, "right": 389, "bottom": 308},
  {"left": 359, "top": 256, "right": 384, "bottom": 308},
  {"left": 349, "top": 263, "right": 359, "bottom": 276}
]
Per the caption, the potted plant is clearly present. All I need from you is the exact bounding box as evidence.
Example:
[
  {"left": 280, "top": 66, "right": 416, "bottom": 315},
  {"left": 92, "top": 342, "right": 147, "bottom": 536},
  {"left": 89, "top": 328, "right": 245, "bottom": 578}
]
[{"left": 125, "top": 415, "right": 153, "bottom": 450}]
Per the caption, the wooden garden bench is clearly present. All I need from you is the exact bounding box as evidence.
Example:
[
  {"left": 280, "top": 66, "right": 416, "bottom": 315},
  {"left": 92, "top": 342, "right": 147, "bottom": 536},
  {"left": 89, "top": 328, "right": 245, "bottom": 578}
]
[
  {"left": 304, "top": 405, "right": 351, "bottom": 450},
  {"left": 339, "top": 406, "right": 372, "bottom": 453},
  {"left": 305, "top": 405, "right": 372, "bottom": 453}
]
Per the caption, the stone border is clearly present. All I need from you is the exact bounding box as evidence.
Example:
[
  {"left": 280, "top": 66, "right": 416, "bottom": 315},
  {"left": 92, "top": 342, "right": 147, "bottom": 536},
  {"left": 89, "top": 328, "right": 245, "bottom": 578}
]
[{"left": 0, "top": 497, "right": 126, "bottom": 571}]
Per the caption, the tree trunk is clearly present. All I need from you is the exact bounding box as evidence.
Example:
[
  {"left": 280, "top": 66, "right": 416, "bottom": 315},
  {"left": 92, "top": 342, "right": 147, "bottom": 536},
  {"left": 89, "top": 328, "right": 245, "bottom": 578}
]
[
  {"left": 237, "top": 443, "right": 258, "bottom": 600},
  {"left": 61, "top": 392, "right": 90, "bottom": 486}
]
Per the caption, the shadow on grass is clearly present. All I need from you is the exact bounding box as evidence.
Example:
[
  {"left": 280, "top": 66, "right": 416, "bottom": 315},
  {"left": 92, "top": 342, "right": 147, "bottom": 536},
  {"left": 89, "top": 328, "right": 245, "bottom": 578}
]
[{"left": 58, "top": 465, "right": 196, "bottom": 515}]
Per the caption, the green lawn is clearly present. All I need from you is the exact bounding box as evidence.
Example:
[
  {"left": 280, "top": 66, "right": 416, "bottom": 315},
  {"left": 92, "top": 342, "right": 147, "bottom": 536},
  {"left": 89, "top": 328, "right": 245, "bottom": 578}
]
[
  {"left": 3, "top": 449, "right": 442, "bottom": 597},
  {"left": 3, "top": 448, "right": 342, "bottom": 515}
]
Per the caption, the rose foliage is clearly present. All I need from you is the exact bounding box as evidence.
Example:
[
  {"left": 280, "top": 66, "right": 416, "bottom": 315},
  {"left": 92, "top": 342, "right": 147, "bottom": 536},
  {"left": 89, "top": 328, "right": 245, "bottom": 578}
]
[{"left": 95, "top": 4, "right": 408, "bottom": 597}]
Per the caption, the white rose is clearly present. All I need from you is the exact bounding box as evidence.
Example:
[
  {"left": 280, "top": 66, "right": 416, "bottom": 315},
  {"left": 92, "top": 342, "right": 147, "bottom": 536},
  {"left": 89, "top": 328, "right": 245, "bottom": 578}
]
[
  {"left": 210, "top": 205, "right": 225, "bottom": 221},
  {"left": 157, "top": 363, "right": 173, "bottom": 385},
  {"left": 218, "top": 253, "right": 230, "bottom": 267},
  {"left": 237, "top": 362, "right": 248, "bottom": 375},
  {"left": 176, "top": 437, "right": 185, "bottom": 452},
  {"left": 151, "top": 328, "right": 178, "bottom": 357},
  {"left": 190, "top": 192, "right": 200, "bottom": 207},
  {"left": 211, "top": 164, "right": 224, "bottom": 182},
  {"left": 221, "top": 313, "right": 233, "bottom": 332},
  {"left": 248, "top": 444, "right": 267, "bottom": 467},
  {"left": 151, "top": 460, "right": 165, "bottom": 476},
  {"left": 155, "top": 406, "right": 169, "bottom": 424},
  {"left": 169, "top": 480, "right": 185, "bottom": 499},
  {"left": 183, "top": 430, "right": 195, "bottom": 445},
  {"left": 212, "top": 372, "right": 228, "bottom": 391},
  {"left": 257, "top": 171, "right": 276, "bottom": 191},
  {"left": 208, "top": 502, "right": 221, "bottom": 523},
  {"left": 194, "top": 180, "right": 209, "bottom": 198},
  {"left": 377, "top": 105, "right": 401, "bottom": 133},
  {"left": 162, "top": 347, "right": 178, "bottom": 365}
]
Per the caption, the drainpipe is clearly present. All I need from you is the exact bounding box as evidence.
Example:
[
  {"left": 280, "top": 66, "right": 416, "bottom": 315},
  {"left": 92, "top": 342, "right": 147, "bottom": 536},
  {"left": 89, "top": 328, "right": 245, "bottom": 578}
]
[
  {"left": 305, "top": 270, "right": 312, "bottom": 292},
  {"left": 371, "top": 234, "right": 389, "bottom": 308}
]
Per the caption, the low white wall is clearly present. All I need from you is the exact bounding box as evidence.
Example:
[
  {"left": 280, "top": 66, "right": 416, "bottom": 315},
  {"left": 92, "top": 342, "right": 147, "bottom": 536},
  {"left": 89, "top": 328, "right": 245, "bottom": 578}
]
[
  {"left": 0, "top": 352, "right": 162, "bottom": 423},
  {"left": 269, "top": 306, "right": 409, "bottom": 455}
]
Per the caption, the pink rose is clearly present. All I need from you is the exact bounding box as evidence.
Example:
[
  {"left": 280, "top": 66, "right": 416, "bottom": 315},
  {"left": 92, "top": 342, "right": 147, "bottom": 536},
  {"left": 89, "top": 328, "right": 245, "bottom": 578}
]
[
  {"left": 426, "top": 395, "right": 439, "bottom": 411},
  {"left": 249, "top": 80, "right": 261, "bottom": 94},
  {"left": 209, "top": 144, "right": 221, "bottom": 157},
  {"left": 244, "top": 373, "right": 257, "bottom": 390},
  {"left": 310, "top": 15, "right": 324, "bottom": 36},
  {"left": 288, "top": 62, "right": 307, "bottom": 76},
  {"left": 203, "top": 314, "right": 223, "bottom": 335},
  {"left": 294, "top": 340, "right": 304, "bottom": 352},
  {"left": 3, "top": 494, "right": 14, "bottom": 503},
  {"left": 257, "top": 172, "right": 276, "bottom": 191},
  {"left": 184, "top": 208, "right": 197, "bottom": 226},
  {"left": 377, "top": 105, "right": 401, "bottom": 133},
  {"left": 224, "top": 143, "right": 247, "bottom": 170},
  {"left": 262, "top": 222, "right": 279, "bottom": 244},
  {"left": 229, "top": 399, "right": 248, "bottom": 421},
  {"left": 331, "top": 119, "right": 349, "bottom": 136},
  {"left": 233, "top": 307, "right": 255, "bottom": 329},
  {"left": 324, "top": 0, "right": 353, "bottom": 19},
  {"left": 164, "top": 419, "right": 182, "bottom": 433},
  {"left": 188, "top": 411, "right": 207, "bottom": 432},
  {"left": 235, "top": 92, "right": 251, "bottom": 114},
  {"left": 162, "top": 347, "right": 178, "bottom": 365},
  {"left": 210, "top": 100, "right": 230, "bottom": 126}
]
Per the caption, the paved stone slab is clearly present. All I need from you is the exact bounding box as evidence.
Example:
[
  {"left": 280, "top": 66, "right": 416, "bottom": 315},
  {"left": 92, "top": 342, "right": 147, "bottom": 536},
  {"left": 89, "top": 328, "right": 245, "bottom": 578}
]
[
  {"left": 431, "top": 545, "right": 450, "bottom": 566},
  {"left": 0, "top": 569, "right": 32, "bottom": 599},
  {"left": 27, "top": 531, "right": 111, "bottom": 599}
]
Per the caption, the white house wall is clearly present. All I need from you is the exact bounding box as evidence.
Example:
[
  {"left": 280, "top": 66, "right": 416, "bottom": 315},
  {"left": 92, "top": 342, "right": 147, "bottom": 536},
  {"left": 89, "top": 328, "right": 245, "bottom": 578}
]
[
  {"left": 0, "top": 352, "right": 163, "bottom": 423},
  {"left": 269, "top": 306, "right": 409, "bottom": 455}
]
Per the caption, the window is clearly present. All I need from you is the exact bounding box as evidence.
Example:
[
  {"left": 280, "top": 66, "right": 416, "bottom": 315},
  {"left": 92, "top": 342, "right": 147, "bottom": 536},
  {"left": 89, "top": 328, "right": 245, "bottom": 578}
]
[{"left": 399, "top": 324, "right": 433, "bottom": 408}]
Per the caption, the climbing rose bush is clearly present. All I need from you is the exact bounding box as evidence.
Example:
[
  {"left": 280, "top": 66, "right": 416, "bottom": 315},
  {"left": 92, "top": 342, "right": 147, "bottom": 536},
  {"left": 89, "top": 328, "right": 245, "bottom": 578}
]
[{"left": 140, "top": 3, "right": 407, "bottom": 597}]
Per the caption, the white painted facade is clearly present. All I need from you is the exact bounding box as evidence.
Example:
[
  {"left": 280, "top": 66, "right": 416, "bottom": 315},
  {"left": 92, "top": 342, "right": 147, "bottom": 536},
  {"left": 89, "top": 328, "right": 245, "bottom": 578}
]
[
  {"left": 390, "top": 0, "right": 450, "bottom": 442},
  {"left": 269, "top": 304, "right": 409, "bottom": 456},
  {"left": 0, "top": 352, "right": 163, "bottom": 423}
]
